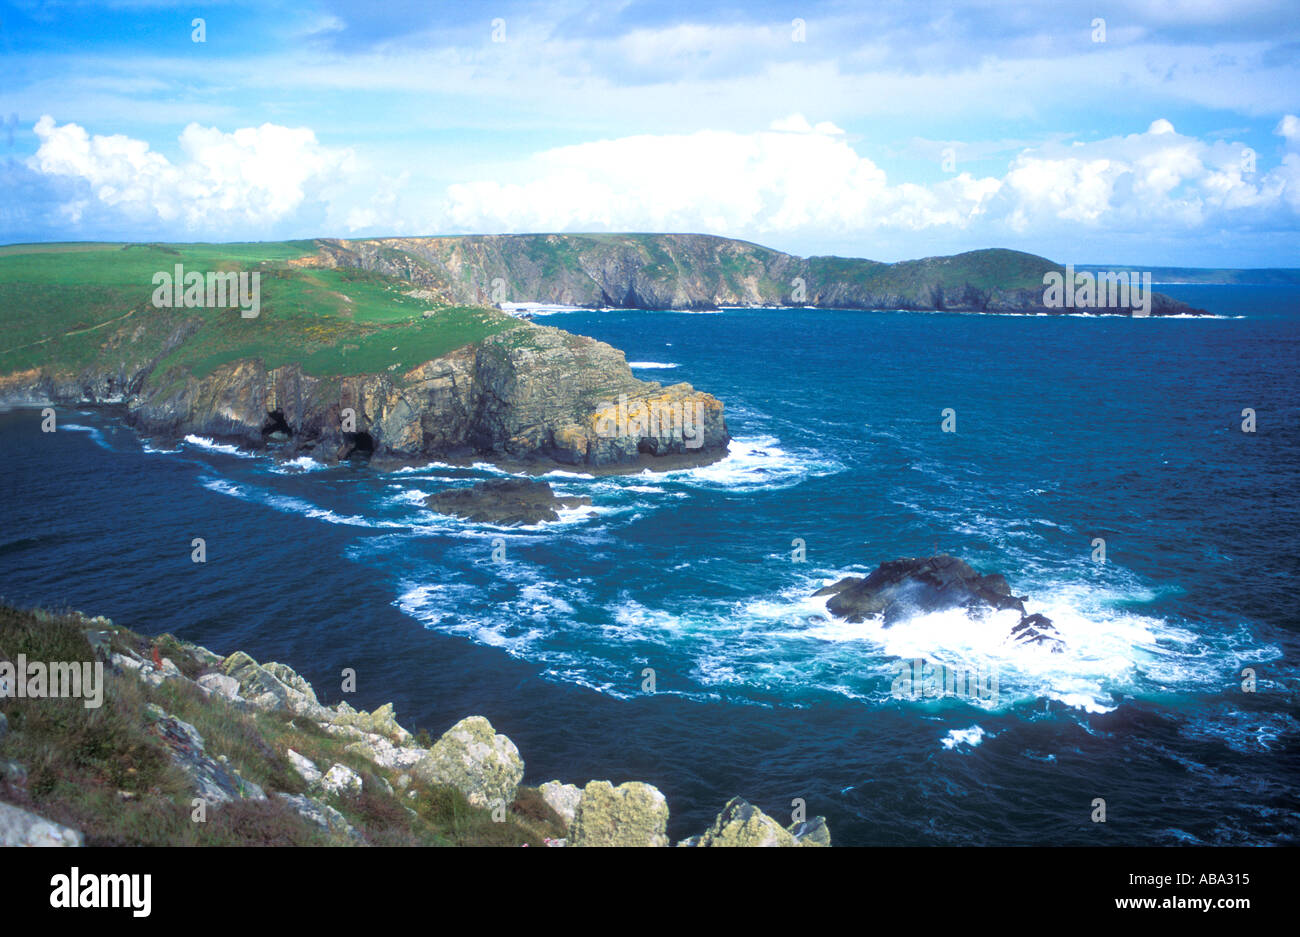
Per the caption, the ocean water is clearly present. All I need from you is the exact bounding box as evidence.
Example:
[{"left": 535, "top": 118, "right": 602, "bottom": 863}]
[{"left": 2, "top": 284, "right": 1298, "bottom": 845}]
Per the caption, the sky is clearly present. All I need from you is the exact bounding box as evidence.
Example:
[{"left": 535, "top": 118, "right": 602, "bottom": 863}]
[{"left": 1, "top": 0, "right": 1299, "bottom": 266}]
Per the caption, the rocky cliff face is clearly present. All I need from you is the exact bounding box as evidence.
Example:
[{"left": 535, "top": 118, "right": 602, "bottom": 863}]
[
  {"left": 310, "top": 234, "right": 1209, "bottom": 316},
  {"left": 0, "top": 320, "right": 729, "bottom": 470}
]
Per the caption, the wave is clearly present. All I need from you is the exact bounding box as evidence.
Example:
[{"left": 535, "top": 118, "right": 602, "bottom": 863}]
[
  {"left": 627, "top": 361, "right": 679, "bottom": 369},
  {"left": 183, "top": 435, "right": 256, "bottom": 458}
]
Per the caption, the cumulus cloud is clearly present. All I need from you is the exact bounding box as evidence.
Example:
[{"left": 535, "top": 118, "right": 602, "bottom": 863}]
[
  {"left": 441, "top": 115, "right": 1300, "bottom": 240},
  {"left": 21, "top": 113, "right": 1300, "bottom": 253},
  {"left": 29, "top": 116, "right": 354, "bottom": 232}
]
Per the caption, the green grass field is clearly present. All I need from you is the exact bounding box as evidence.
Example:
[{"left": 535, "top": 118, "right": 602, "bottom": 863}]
[{"left": 0, "top": 241, "right": 519, "bottom": 381}]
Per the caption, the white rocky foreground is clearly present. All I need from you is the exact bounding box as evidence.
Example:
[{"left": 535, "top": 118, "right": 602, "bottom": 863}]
[{"left": 6, "top": 629, "right": 830, "bottom": 847}]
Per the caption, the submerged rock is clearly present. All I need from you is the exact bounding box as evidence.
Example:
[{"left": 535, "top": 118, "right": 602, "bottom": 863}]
[
  {"left": 425, "top": 478, "right": 592, "bottom": 526},
  {"left": 569, "top": 780, "right": 669, "bottom": 847},
  {"left": 413, "top": 716, "right": 523, "bottom": 809},
  {"left": 814, "top": 554, "right": 1063, "bottom": 650}
]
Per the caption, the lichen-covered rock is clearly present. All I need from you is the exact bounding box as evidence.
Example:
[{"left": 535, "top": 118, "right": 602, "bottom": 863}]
[
  {"left": 274, "top": 793, "right": 359, "bottom": 841},
  {"left": 320, "top": 763, "right": 363, "bottom": 797},
  {"left": 328, "top": 702, "right": 413, "bottom": 744},
  {"left": 681, "top": 797, "right": 832, "bottom": 847},
  {"left": 196, "top": 672, "right": 242, "bottom": 702},
  {"left": 686, "top": 797, "right": 795, "bottom": 847},
  {"left": 569, "top": 780, "right": 669, "bottom": 847},
  {"left": 538, "top": 780, "right": 583, "bottom": 829},
  {"left": 789, "top": 815, "right": 832, "bottom": 847},
  {"left": 413, "top": 716, "right": 522, "bottom": 809},
  {"left": 0, "top": 802, "right": 82, "bottom": 846},
  {"left": 286, "top": 748, "right": 322, "bottom": 786},
  {"left": 220, "top": 652, "right": 330, "bottom": 718}
]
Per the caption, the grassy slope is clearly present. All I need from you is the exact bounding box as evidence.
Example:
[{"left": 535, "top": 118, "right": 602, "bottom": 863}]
[
  {"left": 0, "top": 241, "right": 519, "bottom": 382},
  {"left": 0, "top": 604, "right": 565, "bottom": 846}
]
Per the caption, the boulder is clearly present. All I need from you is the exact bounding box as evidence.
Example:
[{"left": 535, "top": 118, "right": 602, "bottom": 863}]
[
  {"left": 814, "top": 554, "right": 1063, "bottom": 650},
  {"left": 286, "top": 748, "right": 322, "bottom": 786},
  {"left": 413, "top": 716, "right": 523, "bottom": 809},
  {"left": 320, "top": 763, "right": 363, "bottom": 797},
  {"left": 569, "top": 780, "right": 669, "bottom": 847},
  {"left": 538, "top": 780, "right": 583, "bottom": 829},
  {"left": 0, "top": 802, "right": 82, "bottom": 846},
  {"left": 789, "top": 815, "right": 832, "bottom": 847},
  {"left": 220, "top": 652, "right": 331, "bottom": 718},
  {"left": 685, "top": 797, "right": 796, "bottom": 847},
  {"left": 274, "top": 793, "right": 360, "bottom": 841},
  {"left": 425, "top": 478, "right": 592, "bottom": 526},
  {"left": 196, "top": 672, "right": 242, "bottom": 702}
]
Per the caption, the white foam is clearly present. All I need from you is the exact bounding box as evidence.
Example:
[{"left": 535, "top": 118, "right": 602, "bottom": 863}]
[
  {"left": 941, "top": 726, "right": 986, "bottom": 750},
  {"left": 272, "top": 456, "right": 326, "bottom": 474},
  {"left": 627, "top": 361, "right": 678, "bottom": 369},
  {"left": 183, "top": 435, "right": 255, "bottom": 458}
]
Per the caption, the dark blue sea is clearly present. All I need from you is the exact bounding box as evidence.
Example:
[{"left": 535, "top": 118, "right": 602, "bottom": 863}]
[{"left": 3, "top": 284, "right": 1298, "bottom": 845}]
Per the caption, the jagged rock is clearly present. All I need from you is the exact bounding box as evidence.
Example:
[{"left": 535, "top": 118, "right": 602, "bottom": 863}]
[
  {"left": 321, "top": 763, "right": 363, "bottom": 797},
  {"left": 413, "top": 716, "right": 523, "bottom": 810},
  {"left": 789, "top": 816, "right": 832, "bottom": 847},
  {"left": 343, "top": 736, "right": 426, "bottom": 771},
  {"left": 0, "top": 802, "right": 82, "bottom": 846},
  {"left": 425, "top": 478, "right": 592, "bottom": 526},
  {"left": 539, "top": 780, "right": 583, "bottom": 829},
  {"left": 0, "top": 712, "right": 7, "bottom": 741},
  {"left": 286, "top": 749, "right": 322, "bottom": 786},
  {"left": 814, "top": 554, "right": 1064, "bottom": 650},
  {"left": 329, "top": 702, "right": 413, "bottom": 744},
  {"left": 569, "top": 780, "right": 669, "bottom": 847},
  {"left": 684, "top": 797, "right": 798, "bottom": 847},
  {"left": 220, "top": 652, "right": 330, "bottom": 718},
  {"left": 274, "top": 793, "right": 360, "bottom": 841},
  {"left": 150, "top": 710, "right": 266, "bottom": 806},
  {"left": 196, "top": 672, "right": 242, "bottom": 702},
  {"left": 112, "top": 651, "right": 184, "bottom": 687}
]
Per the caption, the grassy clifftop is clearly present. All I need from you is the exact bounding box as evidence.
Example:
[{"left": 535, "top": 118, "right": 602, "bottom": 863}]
[{"left": 0, "top": 241, "right": 518, "bottom": 381}]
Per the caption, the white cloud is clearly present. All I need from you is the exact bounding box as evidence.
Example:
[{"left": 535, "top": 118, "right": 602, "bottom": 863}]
[
  {"left": 29, "top": 115, "right": 355, "bottom": 231},
  {"left": 440, "top": 115, "right": 1300, "bottom": 240}
]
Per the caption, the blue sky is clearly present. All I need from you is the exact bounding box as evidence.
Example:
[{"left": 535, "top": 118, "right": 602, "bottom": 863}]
[{"left": 2, "top": 0, "right": 1299, "bottom": 265}]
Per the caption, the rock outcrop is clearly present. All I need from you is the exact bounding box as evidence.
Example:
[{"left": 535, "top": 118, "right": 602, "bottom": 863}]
[
  {"left": 1, "top": 605, "right": 835, "bottom": 847},
  {"left": 678, "top": 797, "right": 830, "bottom": 847},
  {"left": 568, "top": 780, "right": 670, "bottom": 847},
  {"left": 425, "top": 478, "right": 593, "bottom": 525},
  {"left": 412, "top": 716, "right": 524, "bottom": 810},
  {"left": 814, "top": 554, "right": 1064, "bottom": 650}
]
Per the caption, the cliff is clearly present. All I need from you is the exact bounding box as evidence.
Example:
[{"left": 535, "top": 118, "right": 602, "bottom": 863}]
[
  {"left": 0, "top": 604, "right": 829, "bottom": 847},
  {"left": 310, "top": 234, "right": 1209, "bottom": 316},
  {"left": 0, "top": 242, "right": 728, "bottom": 469}
]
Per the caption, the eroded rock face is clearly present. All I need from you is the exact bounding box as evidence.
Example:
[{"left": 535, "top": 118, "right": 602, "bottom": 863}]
[
  {"left": 814, "top": 554, "right": 1063, "bottom": 650},
  {"left": 52, "top": 321, "right": 729, "bottom": 471},
  {"left": 413, "top": 716, "right": 523, "bottom": 810},
  {"left": 569, "top": 780, "right": 669, "bottom": 847},
  {"left": 425, "top": 478, "right": 592, "bottom": 526}
]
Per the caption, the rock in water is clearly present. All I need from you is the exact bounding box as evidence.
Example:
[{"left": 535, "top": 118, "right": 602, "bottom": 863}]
[
  {"left": 425, "top": 478, "right": 592, "bottom": 526},
  {"left": 413, "top": 716, "right": 523, "bottom": 809},
  {"left": 814, "top": 554, "right": 1064, "bottom": 650},
  {"left": 569, "top": 780, "right": 669, "bottom": 847}
]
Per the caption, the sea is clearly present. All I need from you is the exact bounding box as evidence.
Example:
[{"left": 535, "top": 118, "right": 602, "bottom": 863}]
[{"left": 2, "top": 283, "right": 1297, "bottom": 845}]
